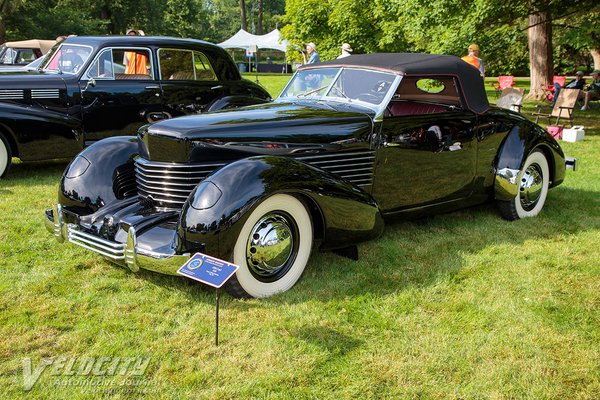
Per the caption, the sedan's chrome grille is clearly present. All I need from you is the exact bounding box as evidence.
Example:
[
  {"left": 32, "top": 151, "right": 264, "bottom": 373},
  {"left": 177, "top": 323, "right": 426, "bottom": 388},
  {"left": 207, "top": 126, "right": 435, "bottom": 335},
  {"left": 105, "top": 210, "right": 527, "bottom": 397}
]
[
  {"left": 0, "top": 89, "right": 24, "bottom": 100},
  {"left": 67, "top": 225, "right": 125, "bottom": 260},
  {"left": 294, "top": 150, "right": 375, "bottom": 187},
  {"left": 135, "top": 158, "right": 226, "bottom": 207}
]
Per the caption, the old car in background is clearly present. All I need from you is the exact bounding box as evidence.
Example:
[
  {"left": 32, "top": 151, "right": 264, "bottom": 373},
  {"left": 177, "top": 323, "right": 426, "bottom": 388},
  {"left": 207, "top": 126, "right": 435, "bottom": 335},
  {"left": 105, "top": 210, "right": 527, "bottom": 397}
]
[
  {"left": 0, "top": 36, "right": 271, "bottom": 177},
  {"left": 0, "top": 39, "right": 56, "bottom": 68},
  {"left": 45, "top": 53, "right": 575, "bottom": 298}
]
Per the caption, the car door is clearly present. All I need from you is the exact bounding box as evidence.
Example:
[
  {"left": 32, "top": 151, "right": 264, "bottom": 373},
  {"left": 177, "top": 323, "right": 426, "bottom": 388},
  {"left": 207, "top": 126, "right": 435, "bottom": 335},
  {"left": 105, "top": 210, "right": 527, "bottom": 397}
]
[
  {"left": 157, "top": 48, "right": 224, "bottom": 116},
  {"left": 372, "top": 77, "right": 478, "bottom": 213},
  {"left": 79, "top": 47, "right": 163, "bottom": 144}
]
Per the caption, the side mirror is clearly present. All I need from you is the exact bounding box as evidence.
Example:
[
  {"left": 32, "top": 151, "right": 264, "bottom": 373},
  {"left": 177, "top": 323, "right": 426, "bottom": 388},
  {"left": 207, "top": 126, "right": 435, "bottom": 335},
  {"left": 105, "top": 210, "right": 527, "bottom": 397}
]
[{"left": 82, "top": 78, "right": 96, "bottom": 92}]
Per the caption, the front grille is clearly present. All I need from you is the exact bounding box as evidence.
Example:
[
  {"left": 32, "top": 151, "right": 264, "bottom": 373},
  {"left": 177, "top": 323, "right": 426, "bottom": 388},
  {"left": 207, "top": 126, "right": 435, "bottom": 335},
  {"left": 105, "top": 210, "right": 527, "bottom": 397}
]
[
  {"left": 135, "top": 157, "right": 226, "bottom": 207},
  {"left": 293, "top": 150, "right": 375, "bottom": 187},
  {"left": 134, "top": 150, "right": 375, "bottom": 207}
]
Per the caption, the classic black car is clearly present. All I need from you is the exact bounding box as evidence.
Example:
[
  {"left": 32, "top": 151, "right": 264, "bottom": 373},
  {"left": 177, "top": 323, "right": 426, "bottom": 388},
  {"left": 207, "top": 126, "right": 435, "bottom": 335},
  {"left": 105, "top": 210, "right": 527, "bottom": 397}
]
[
  {"left": 45, "top": 53, "right": 575, "bottom": 298},
  {"left": 0, "top": 36, "right": 271, "bottom": 177}
]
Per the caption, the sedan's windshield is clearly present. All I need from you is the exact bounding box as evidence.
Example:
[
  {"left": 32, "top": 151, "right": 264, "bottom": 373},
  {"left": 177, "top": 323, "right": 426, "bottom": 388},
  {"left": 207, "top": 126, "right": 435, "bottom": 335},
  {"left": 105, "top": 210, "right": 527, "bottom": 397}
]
[
  {"left": 279, "top": 67, "right": 397, "bottom": 107},
  {"left": 42, "top": 44, "right": 92, "bottom": 74}
]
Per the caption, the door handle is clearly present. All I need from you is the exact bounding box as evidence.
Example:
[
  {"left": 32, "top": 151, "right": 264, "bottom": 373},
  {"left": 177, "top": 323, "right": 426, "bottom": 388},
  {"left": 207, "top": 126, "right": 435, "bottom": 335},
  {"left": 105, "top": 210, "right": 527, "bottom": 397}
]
[
  {"left": 145, "top": 85, "right": 161, "bottom": 90},
  {"left": 211, "top": 85, "right": 223, "bottom": 90}
]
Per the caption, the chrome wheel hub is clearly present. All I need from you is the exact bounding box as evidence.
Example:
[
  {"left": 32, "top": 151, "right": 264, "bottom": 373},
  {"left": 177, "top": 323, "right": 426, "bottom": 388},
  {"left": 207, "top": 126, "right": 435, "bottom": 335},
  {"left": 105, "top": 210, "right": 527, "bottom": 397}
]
[
  {"left": 246, "top": 213, "right": 296, "bottom": 280},
  {"left": 519, "top": 163, "right": 543, "bottom": 210}
]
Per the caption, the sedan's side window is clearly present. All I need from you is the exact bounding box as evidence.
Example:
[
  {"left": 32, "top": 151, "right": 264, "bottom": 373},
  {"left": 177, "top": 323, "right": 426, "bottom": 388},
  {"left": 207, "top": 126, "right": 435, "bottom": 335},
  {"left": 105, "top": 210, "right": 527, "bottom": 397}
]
[
  {"left": 85, "top": 48, "right": 153, "bottom": 80},
  {"left": 158, "top": 48, "right": 217, "bottom": 81}
]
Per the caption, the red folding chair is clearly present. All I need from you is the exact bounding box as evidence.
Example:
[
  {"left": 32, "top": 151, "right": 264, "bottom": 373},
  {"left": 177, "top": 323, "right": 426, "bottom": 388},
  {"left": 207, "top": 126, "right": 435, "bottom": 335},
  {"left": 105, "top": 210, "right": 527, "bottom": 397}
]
[{"left": 490, "top": 75, "right": 515, "bottom": 97}]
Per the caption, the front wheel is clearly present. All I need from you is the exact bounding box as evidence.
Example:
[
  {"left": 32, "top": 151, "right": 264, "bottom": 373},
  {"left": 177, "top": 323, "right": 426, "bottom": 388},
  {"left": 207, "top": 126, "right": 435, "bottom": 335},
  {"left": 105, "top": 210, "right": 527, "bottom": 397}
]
[
  {"left": 0, "top": 132, "right": 12, "bottom": 178},
  {"left": 498, "top": 150, "right": 549, "bottom": 220},
  {"left": 226, "top": 194, "right": 313, "bottom": 298}
]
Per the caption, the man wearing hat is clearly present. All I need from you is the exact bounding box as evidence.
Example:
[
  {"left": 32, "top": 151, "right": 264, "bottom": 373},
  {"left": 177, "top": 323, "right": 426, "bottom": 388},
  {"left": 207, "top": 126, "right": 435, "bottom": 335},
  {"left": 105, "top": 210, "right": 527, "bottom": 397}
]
[
  {"left": 337, "top": 43, "right": 353, "bottom": 59},
  {"left": 302, "top": 42, "right": 320, "bottom": 64},
  {"left": 581, "top": 70, "right": 600, "bottom": 111},
  {"left": 551, "top": 71, "right": 585, "bottom": 106},
  {"left": 461, "top": 43, "right": 485, "bottom": 77}
]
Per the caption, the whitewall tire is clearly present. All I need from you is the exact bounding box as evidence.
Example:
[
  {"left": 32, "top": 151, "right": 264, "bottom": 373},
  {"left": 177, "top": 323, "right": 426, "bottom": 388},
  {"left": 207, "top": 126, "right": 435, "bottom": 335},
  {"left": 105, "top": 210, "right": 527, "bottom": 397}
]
[
  {"left": 0, "top": 133, "right": 12, "bottom": 178},
  {"left": 498, "top": 150, "right": 550, "bottom": 220},
  {"left": 227, "top": 194, "right": 313, "bottom": 298}
]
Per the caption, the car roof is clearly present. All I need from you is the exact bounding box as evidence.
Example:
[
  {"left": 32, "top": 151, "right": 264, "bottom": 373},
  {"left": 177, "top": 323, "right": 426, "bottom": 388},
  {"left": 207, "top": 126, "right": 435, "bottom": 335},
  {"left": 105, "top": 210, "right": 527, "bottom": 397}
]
[
  {"left": 62, "top": 35, "right": 216, "bottom": 49},
  {"left": 301, "top": 53, "right": 490, "bottom": 114}
]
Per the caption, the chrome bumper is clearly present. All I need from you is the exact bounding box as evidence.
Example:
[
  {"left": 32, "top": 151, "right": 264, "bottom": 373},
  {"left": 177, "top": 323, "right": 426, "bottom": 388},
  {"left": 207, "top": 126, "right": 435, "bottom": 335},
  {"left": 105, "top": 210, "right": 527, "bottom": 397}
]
[
  {"left": 44, "top": 205, "right": 189, "bottom": 275},
  {"left": 565, "top": 156, "right": 577, "bottom": 171}
]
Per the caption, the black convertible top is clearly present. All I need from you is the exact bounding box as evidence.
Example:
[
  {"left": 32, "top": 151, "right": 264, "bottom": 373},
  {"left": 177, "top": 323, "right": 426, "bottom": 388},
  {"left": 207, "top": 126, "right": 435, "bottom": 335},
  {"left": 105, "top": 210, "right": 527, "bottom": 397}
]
[{"left": 301, "top": 53, "right": 490, "bottom": 114}]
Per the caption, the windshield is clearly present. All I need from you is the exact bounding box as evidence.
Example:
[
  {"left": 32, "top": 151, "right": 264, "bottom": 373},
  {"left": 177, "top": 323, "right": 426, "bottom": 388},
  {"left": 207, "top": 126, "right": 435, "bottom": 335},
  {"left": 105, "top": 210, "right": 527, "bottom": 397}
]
[
  {"left": 42, "top": 44, "right": 93, "bottom": 74},
  {"left": 279, "top": 67, "right": 397, "bottom": 107}
]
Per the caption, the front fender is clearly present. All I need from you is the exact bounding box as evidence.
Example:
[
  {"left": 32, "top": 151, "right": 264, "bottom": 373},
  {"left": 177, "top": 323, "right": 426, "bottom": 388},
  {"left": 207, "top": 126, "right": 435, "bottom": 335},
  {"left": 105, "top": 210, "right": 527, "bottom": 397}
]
[
  {"left": 494, "top": 121, "right": 565, "bottom": 201},
  {"left": 178, "top": 156, "right": 384, "bottom": 260},
  {"left": 59, "top": 136, "right": 139, "bottom": 214}
]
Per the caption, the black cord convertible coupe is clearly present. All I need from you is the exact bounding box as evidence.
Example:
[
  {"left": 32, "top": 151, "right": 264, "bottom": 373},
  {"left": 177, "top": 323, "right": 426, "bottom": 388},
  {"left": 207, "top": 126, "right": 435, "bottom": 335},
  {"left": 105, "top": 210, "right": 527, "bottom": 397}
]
[{"left": 45, "top": 53, "right": 575, "bottom": 298}]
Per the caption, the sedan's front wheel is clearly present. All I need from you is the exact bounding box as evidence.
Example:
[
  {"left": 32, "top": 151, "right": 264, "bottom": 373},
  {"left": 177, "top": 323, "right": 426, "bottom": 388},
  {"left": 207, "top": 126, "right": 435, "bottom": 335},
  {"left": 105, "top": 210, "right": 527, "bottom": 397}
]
[
  {"left": 498, "top": 150, "right": 549, "bottom": 220},
  {"left": 0, "top": 132, "right": 12, "bottom": 178},
  {"left": 227, "top": 194, "right": 313, "bottom": 298}
]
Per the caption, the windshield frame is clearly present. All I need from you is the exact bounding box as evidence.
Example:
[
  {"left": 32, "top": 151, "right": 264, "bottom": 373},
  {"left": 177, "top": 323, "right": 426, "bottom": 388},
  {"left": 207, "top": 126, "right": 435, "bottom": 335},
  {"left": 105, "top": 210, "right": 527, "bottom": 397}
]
[
  {"left": 41, "top": 43, "right": 94, "bottom": 75},
  {"left": 277, "top": 66, "right": 402, "bottom": 117}
]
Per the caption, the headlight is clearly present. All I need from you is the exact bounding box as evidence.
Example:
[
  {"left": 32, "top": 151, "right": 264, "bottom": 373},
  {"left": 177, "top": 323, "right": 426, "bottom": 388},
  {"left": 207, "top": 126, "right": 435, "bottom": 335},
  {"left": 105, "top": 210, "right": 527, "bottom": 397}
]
[
  {"left": 65, "top": 156, "right": 90, "bottom": 179},
  {"left": 190, "top": 181, "right": 223, "bottom": 210}
]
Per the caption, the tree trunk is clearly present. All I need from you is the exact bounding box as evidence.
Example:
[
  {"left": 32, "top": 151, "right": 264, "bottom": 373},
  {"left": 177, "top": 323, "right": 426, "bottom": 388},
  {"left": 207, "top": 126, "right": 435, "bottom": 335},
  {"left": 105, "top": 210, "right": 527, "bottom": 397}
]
[
  {"left": 257, "top": 0, "right": 263, "bottom": 35},
  {"left": 526, "top": 10, "right": 553, "bottom": 100},
  {"left": 591, "top": 48, "right": 600, "bottom": 71},
  {"left": 240, "top": 0, "right": 248, "bottom": 31},
  {"left": 0, "top": 19, "right": 6, "bottom": 44}
]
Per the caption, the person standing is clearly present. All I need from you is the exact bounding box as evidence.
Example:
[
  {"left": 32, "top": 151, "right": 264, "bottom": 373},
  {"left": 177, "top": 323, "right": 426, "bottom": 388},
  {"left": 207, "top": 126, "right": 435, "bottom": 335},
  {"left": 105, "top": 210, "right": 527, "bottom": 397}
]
[
  {"left": 337, "top": 43, "right": 353, "bottom": 59},
  {"left": 124, "top": 29, "right": 148, "bottom": 75},
  {"left": 302, "top": 42, "right": 320, "bottom": 64},
  {"left": 461, "top": 43, "right": 485, "bottom": 77}
]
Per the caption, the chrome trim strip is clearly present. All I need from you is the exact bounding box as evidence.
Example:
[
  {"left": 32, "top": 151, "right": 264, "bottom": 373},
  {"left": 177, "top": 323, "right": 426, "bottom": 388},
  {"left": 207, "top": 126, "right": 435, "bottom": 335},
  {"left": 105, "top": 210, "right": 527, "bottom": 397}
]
[
  {"left": 136, "top": 158, "right": 226, "bottom": 168},
  {"left": 31, "top": 89, "right": 60, "bottom": 99},
  {"left": 294, "top": 151, "right": 375, "bottom": 160}
]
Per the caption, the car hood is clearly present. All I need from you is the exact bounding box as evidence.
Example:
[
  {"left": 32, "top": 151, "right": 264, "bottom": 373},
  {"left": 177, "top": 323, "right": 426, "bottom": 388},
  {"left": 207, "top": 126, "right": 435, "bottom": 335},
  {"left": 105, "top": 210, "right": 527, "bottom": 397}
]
[
  {"left": 0, "top": 70, "right": 69, "bottom": 87},
  {"left": 140, "top": 102, "right": 375, "bottom": 163}
]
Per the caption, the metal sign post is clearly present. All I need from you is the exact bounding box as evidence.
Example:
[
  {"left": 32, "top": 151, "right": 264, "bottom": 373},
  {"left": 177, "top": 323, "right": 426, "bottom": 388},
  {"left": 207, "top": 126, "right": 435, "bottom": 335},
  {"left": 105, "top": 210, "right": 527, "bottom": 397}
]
[{"left": 177, "top": 253, "right": 239, "bottom": 346}]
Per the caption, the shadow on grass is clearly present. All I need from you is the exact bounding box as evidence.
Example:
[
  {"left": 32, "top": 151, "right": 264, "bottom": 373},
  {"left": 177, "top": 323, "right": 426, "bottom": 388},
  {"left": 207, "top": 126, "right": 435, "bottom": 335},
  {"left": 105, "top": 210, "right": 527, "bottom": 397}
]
[
  {"left": 2, "top": 158, "right": 70, "bottom": 185},
  {"left": 80, "top": 184, "right": 599, "bottom": 307}
]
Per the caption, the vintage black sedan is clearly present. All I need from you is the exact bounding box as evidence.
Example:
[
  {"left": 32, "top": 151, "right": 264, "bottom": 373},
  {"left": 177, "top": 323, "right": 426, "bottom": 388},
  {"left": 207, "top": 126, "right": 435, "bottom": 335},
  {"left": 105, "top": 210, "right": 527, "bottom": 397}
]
[
  {"left": 45, "top": 53, "right": 574, "bottom": 298},
  {"left": 0, "top": 36, "right": 271, "bottom": 177}
]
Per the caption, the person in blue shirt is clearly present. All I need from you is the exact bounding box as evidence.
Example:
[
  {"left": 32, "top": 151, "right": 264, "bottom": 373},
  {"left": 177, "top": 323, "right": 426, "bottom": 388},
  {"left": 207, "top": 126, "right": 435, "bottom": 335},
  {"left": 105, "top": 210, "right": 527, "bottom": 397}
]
[
  {"left": 302, "top": 42, "right": 320, "bottom": 64},
  {"left": 551, "top": 71, "right": 585, "bottom": 106}
]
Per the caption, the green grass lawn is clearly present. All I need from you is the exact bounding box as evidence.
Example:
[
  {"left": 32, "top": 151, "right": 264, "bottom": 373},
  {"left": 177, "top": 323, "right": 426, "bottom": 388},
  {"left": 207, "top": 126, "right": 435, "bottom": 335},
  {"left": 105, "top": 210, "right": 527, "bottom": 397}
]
[{"left": 0, "top": 76, "right": 598, "bottom": 399}]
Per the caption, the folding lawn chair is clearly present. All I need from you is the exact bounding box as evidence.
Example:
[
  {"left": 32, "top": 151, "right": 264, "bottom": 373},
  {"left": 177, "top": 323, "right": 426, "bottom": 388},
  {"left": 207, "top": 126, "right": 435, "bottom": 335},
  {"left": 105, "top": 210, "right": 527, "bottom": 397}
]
[
  {"left": 496, "top": 87, "right": 524, "bottom": 112},
  {"left": 533, "top": 88, "right": 580, "bottom": 126},
  {"left": 490, "top": 75, "right": 515, "bottom": 98}
]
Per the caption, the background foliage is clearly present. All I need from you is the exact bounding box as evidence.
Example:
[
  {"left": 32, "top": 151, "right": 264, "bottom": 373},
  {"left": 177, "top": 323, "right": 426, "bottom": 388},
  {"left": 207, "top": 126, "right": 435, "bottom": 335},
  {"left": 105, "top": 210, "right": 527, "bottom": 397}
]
[{"left": 1, "top": 1, "right": 600, "bottom": 76}]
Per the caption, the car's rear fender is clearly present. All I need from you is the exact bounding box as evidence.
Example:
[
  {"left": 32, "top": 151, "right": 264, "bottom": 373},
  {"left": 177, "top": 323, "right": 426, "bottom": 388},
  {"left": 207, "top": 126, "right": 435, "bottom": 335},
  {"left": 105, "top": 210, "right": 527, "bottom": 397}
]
[
  {"left": 494, "top": 121, "right": 566, "bottom": 201},
  {"left": 178, "top": 156, "right": 384, "bottom": 260}
]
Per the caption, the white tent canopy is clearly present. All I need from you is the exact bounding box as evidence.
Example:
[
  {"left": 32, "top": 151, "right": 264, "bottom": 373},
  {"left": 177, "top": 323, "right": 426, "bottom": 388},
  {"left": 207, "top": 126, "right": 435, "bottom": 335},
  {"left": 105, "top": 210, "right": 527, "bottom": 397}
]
[{"left": 218, "top": 29, "right": 288, "bottom": 52}]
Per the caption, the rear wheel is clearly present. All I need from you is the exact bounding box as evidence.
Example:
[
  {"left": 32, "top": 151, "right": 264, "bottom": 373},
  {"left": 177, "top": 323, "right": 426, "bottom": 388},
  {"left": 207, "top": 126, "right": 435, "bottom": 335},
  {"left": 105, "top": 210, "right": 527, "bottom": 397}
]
[
  {"left": 226, "top": 194, "right": 313, "bottom": 298},
  {"left": 498, "top": 150, "right": 549, "bottom": 220},
  {"left": 0, "top": 132, "right": 12, "bottom": 178}
]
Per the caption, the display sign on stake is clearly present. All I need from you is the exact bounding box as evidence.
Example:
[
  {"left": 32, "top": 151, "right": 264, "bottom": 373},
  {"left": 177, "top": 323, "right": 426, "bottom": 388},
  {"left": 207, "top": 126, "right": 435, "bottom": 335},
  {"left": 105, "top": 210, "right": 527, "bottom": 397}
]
[{"left": 177, "top": 253, "right": 240, "bottom": 346}]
